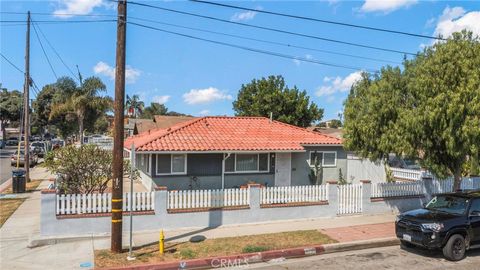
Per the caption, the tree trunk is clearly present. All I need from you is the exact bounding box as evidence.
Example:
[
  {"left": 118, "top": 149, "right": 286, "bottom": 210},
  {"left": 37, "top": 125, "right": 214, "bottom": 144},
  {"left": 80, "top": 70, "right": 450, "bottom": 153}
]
[
  {"left": 78, "top": 115, "right": 84, "bottom": 145},
  {"left": 452, "top": 169, "right": 462, "bottom": 191}
]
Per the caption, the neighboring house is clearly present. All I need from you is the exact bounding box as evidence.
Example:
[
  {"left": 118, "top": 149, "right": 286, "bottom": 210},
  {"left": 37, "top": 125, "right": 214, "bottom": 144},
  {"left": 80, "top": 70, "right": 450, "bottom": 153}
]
[
  {"left": 308, "top": 127, "right": 343, "bottom": 139},
  {"left": 124, "top": 118, "right": 151, "bottom": 138},
  {"left": 133, "top": 115, "right": 197, "bottom": 135},
  {"left": 125, "top": 116, "right": 345, "bottom": 190}
]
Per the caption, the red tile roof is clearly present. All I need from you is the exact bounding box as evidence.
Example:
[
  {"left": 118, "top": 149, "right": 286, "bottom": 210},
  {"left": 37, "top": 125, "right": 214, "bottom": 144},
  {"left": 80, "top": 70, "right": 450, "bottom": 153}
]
[{"left": 124, "top": 116, "right": 342, "bottom": 152}]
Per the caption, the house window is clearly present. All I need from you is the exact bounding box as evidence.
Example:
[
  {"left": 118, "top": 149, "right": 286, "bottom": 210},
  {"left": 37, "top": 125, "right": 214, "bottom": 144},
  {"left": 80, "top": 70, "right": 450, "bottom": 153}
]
[
  {"left": 156, "top": 154, "right": 187, "bottom": 175},
  {"left": 225, "top": 153, "right": 269, "bottom": 173},
  {"left": 309, "top": 151, "right": 337, "bottom": 167},
  {"left": 172, "top": 154, "right": 187, "bottom": 174},
  {"left": 144, "top": 154, "right": 150, "bottom": 174}
]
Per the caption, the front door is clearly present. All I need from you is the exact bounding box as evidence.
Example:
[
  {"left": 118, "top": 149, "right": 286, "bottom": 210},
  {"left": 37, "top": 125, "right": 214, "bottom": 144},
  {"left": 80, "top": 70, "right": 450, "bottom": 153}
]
[{"left": 275, "top": 153, "right": 291, "bottom": 186}]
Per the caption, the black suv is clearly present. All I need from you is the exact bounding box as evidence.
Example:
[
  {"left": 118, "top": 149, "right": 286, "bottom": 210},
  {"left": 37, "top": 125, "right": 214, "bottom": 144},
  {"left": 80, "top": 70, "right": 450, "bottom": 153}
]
[{"left": 395, "top": 190, "right": 480, "bottom": 261}]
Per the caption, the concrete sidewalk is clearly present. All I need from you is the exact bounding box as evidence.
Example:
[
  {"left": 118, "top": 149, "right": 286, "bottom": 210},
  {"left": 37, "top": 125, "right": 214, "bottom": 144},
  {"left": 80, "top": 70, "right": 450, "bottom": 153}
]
[{"left": 0, "top": 168, "right": 101, "bottom": 270}]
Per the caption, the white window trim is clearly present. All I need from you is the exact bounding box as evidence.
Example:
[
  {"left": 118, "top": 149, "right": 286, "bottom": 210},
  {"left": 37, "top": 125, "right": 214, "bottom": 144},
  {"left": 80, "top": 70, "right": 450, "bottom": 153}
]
[
  {"left": 156, "top": 154, "right": 188, "bottom": 175},
  {"left": 309, "top": 151, "right": 337, "bottom": 167},
  {"left": 226, "top": 153, "right": 270, "bottom": 174}
]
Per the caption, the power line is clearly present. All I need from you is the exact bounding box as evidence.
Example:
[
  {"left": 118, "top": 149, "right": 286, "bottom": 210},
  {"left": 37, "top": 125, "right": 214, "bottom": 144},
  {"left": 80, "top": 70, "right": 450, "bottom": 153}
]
[
  {"left": 31, "top": 21, "right": 58, "bottom": 80},
  {"left": 129, "top": 21, "right": 376, "bottom": 72},
  {"left": 0, "top": 19, "right": 116, "bottom": 24},
  {"left": 129, "top": 16, "right": 400, "bottom": 65},
  {"left": 126, "top": 1, "right": 416, "bottom": 56},
  {"left": 191, "top": 0, "right": 444, "bottom": 41},
  {"left": 1, "top": 11, "right": 116, "bottom": 17},
  {"left": 0, "top": 52, "right": 24, "bottom": 74},
  {"left": 0, "top": 52, "right": 41, "bottom": 98},
  {"left": 32, "top": 20, "right": 80, "bottom": 81}
]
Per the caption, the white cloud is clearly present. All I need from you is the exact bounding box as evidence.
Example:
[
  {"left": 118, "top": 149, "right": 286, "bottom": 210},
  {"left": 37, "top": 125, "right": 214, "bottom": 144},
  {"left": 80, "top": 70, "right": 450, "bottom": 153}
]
[
  {"left": 293, "top": 54, "right": 313, "bottom": 66},
  {"left": 183, "top": 87, "right": 232, "bottom": 105},
  {"left": 360, "top": 0, "right": 417, "bottom": 13},
  {"left": 316, "top": 71, "right": 363, "bottom": 96},
  {"left": 433, "top": 6, "right": 480, "bottom": 39},
  {"left": 93, "top": 61, "right": 141, "bottom": 84},
  {"left": 199, "top": 109, "right": 210, "bottom": 116},
  {"left": 231, "top": 10, "right": 257, "bottom": 22},
  {"left": 152, "top": 95, "right": 170, "bottom": 104},
  {"left": 53, "top": 0, "right": 104, "bottom": 17}
]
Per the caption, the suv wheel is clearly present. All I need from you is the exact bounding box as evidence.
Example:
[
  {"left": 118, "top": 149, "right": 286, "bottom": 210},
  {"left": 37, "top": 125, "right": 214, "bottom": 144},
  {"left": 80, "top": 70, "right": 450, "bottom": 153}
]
[{"left": 443, "top": 234, "right": 466, "bottom": 261}]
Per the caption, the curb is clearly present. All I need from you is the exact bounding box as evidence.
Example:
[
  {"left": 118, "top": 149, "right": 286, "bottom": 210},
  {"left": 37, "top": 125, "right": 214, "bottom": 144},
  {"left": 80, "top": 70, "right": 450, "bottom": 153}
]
[
  {"left": 99, "top": 237, "right": 400, "bottom": 270},
  {"left": 0, "top": 178, "right": 12, "bottom": 193}
]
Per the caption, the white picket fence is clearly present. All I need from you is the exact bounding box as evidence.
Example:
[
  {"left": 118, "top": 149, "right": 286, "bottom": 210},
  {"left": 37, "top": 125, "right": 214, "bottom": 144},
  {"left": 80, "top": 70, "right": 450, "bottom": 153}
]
[
  {"left": 371, "top": 181, "right": 424, "bottom": 198},
  {"left": 261, "top": 185, "right": 328, "bottom": 205},
  {"left": 337, "top": 184, "right": 363, "bottom": 215},
  {"left": 56, "top": 192, "right": 155, "bottom": 215},
  {"left": 391, "top": 167, "right": 424, "bottom": 181},
  {"left": 432, "top": 177, "right": 480, "bottom": 194},
  {"left": 167, "top": 188, "right": 249, "bottom": 209}
]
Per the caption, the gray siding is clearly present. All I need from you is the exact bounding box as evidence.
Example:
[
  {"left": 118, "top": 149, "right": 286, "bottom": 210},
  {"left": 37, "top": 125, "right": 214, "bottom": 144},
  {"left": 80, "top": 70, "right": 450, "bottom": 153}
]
[
  {"left": 135, "top": 148, "right": 347, "bottom": 190},
  {"left": 290, "top": 146, "right": 347, "bottom": 185}
]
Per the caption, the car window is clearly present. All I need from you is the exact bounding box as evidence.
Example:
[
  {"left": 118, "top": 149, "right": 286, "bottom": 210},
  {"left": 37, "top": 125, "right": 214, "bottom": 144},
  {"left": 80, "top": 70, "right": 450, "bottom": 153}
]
[
  {"left": 470, "top": 199, "right": 480, "bottom": 214},
  {"left": 426, "top": 195, "right": 469, "bottom": 215}
]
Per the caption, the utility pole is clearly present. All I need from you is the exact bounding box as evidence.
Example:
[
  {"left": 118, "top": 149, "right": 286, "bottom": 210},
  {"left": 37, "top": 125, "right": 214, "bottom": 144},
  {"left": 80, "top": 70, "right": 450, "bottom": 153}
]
[
  {"left": 111, "top": 0, "right": 127, "bottom": 253},
  {"left": 23, "top": 11, "right": 31, "bottom": 182}
]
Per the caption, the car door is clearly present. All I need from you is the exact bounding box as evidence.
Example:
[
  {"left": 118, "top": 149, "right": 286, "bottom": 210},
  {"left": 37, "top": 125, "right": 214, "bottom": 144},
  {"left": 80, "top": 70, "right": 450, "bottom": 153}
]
[{"left": 469, "top": 198, "right": 480, "bottom": 245}]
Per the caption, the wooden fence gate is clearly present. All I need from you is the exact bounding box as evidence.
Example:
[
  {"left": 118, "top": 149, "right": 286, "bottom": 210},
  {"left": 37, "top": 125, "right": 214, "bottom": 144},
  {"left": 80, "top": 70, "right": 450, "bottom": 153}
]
[{"left": 337, "top": 184, "right": 363, "bottom": 215}]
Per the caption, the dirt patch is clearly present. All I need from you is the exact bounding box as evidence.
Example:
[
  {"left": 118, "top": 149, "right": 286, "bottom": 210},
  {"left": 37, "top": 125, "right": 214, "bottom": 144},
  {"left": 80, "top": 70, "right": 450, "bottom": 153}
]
[{"left": 0, "top": 198, "right": 27, "bottom": 226}]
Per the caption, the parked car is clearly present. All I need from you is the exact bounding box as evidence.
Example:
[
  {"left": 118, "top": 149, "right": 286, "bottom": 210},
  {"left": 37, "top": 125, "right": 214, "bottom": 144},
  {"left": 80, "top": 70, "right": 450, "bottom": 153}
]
[
  {"left": 11, "top": 150, "right": 38, "bottom": 167},
  {"left": 30, "top": 141, "right": 47, "bottom": 157},
  {"left": 396, "top": 191, "right": 480, "bottom": 261},
  {"left": 6, "top": 137, "right": 18, "bottom": 146}
]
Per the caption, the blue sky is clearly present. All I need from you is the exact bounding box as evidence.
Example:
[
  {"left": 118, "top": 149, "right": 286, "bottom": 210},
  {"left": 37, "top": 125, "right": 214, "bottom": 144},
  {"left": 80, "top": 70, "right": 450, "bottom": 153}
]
[{"left": 1, "top": 0, "right": 479, "bottom": 121}]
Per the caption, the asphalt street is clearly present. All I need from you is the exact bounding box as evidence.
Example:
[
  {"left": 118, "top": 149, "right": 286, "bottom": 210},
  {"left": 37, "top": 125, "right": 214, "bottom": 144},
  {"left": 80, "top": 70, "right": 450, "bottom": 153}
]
[
  {"left": 0, "top": 145, "right": 16, "bottom": 185},
  {"left": 245, "top": 245, "right": 480, "bottom": 270}
]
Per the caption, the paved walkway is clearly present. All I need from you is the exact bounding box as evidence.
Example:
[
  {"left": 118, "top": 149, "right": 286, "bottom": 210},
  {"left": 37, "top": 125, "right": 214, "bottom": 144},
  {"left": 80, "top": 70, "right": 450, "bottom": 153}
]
[{"left": 320, "top": 222, "right": 395, "bottom": 242}]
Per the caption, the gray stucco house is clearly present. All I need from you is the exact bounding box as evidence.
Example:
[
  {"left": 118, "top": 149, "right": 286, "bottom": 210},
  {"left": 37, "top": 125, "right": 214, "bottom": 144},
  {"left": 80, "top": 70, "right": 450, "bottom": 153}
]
[{"left": 124, "top": 116, "right": 346, "bottom": 190}]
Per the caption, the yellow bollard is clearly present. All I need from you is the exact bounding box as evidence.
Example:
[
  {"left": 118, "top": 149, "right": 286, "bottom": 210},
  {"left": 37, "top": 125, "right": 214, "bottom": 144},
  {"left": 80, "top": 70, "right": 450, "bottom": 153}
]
[{"left": 159, "top": 230, "right": 165, "bottom": 255}]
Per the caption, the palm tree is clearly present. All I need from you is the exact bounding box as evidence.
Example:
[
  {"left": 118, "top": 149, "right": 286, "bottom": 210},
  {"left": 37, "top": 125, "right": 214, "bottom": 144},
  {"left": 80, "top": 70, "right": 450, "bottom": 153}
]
[
  {"left": 125, "top": 94, "right": 144, "bottom": 118},
  {"left": 50, "top": 77, "right": 112, "bottom": 144}
]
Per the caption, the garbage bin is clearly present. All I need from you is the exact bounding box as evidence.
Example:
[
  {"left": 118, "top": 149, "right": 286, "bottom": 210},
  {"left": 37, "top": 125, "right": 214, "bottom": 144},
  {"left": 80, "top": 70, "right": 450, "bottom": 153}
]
[{"left": 12, "top": 169, "right": 26, "bottom": 193}]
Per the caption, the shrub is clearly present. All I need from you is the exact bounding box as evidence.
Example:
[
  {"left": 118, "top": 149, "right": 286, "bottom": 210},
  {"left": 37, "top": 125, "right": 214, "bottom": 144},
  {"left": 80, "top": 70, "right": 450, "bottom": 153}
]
[
  {"left": 242, "top": 245, "right": 268, "bottom": 253},
  {"left": 179, "top": 248, "right": 196, "bottom": 259},
  {"left": 45, "top": 144, "right": 137, "bottom": 194}
]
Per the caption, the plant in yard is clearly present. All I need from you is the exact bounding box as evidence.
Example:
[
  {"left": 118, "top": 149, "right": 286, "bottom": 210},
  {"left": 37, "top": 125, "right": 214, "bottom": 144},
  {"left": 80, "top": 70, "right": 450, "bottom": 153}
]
[
  {"left": 242, "top": 245, "right": 268, "bottom": 253},
  {"left": 338, "top": 168, "right": 349, "bottom": 185},
  {"left": 308, "top": 152, "right": 322, "bottom": 185},
  {"left": 45, "top": 144, "right": 137, "bottom": 194},
  {"left": 179, "top": 248, "right": 196, "bottom": 259},
  {"left": 344, "top": 31, "right": 480, "bottom": 190}
]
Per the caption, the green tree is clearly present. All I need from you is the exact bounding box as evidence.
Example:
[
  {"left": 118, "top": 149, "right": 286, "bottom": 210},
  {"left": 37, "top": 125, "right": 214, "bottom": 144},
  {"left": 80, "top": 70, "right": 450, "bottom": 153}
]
[
  {"left": 344, "top": 31, "right": 480, "bottom": 190},
  {"left": 233, "top": 75, "right": 323, "bottom": 127},
  {"left": 329, "top": 119, "right": 342, "bottom": 128},
  {"left": 0, "top": 88, "right": 23, "bottom": 140},
  {"left": 125, "top": 94, "right": 144, "bottom": 118},
  {"left": 140, "top": 102, "right": 168, "bottom": 119},
  {"left": 50, "top": 76, "right": 112, "bottom": 143}
]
